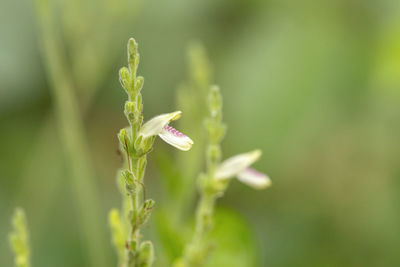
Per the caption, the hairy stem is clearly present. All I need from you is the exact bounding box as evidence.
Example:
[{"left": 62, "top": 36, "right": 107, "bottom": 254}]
[{"left": 116, "top": 38, "right": 154, "bottom": 267}]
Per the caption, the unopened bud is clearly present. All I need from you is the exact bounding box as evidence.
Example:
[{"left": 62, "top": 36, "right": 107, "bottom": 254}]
[{"left": 138, "top": 241, "right": 154, "bottom": 267}]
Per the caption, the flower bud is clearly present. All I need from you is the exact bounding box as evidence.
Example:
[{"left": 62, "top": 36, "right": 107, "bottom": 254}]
[
  {"left": 119, "top": 67, "right": 131, "bottom": 93},
  {"left": 122, "top": 170, "right": 135, "bottom": 194},
  {"left": 124, "top": 101, "right": 136, "bottom": 124},
  {"left": 138, "top": 241, "right": 154, "bottom": 267},
  {"left": 135, "top": 76, "right": 144, "bottom": 93},
  {"left": 136, "top": 199, "right": 155, "bottom": 228}
]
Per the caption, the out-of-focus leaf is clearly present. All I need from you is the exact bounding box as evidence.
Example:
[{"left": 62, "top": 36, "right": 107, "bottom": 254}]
[
  {"left": 372, "top": 22, "right": 400, "bottom": 94},
  {"left": 204, "top": 208, "right": 259, "bottom": 267}
]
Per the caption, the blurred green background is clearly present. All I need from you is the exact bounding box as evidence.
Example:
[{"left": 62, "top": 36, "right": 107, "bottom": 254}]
[{"left": 1, "top": 0, "right": 400, "bottom": 266}]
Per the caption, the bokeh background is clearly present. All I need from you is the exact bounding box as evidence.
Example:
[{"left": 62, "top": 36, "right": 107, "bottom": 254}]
[{"left": 1, "top": 0, "right": 400, "bottom": 266}]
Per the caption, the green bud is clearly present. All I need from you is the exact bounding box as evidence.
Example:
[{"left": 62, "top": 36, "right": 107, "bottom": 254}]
[
  {"left": 143, "top": 136, "right": 155, "bottom": 153},
  {"left": 215, "top": 124, "right": 226, "bottom": 142},
  {"left": 207, "top": 145, "right": 221, "bottom": 164},
  {"left": 124, "top": 101, "right": 136, "bottom": 124},
  {"left": 143, "top": 199, "right": 155, "bottom": 210},
  {"left": 125, "top": 101, "right": 135, "bottom": 114},
  {"left": 135, "top": 76, "right": 144, "bottom": 93},
  {"left": 128, "top": 38, "right": 139, "bottom": 77},
  {"left": 129, "top": 37, "right": 137, "bottom": 52},
  {"left": 118, "top": 128, "right": 132, "bottom": 152},
  {"left": 128, "top": 38, "right": 138, "bottom": 61},
  {"left": 137, "top": 241, "right": 154, "bottom": 267},
  {"left": 122, "top": 170, "right": 135, "bottom": 194},
  {"left": 119, "top": 67, "right": 131, "bottom": 93},
  {"left": 208, "top": 85, "right": 222, "bottom": 114},
  {"left": 136, "top": 199, "right": 155, "bottom": 228},
  {"left": 208, "top": 123, "right": 226, "bottom": 144}
]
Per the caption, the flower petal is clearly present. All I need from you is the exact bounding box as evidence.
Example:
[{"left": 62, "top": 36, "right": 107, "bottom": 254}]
[
  {"left": 139, "top": 111, "right": 182, "bottom": 138},
  {"left": 214, "top": 150, "right": 261, "bottom": 180},
  {"left": 237, "top": 168, "right": 271, "bottom": 189},
  {"left": 158, "top": 125, "right": 194, "bottom": 151}
]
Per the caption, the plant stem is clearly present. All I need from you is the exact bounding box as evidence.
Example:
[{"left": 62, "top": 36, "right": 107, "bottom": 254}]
[
  {"left": 177, "top": 86, "right": 225, "bottom": 267},
  {"left": 117, "top": 38, "right": 154, "bottom": 267}
]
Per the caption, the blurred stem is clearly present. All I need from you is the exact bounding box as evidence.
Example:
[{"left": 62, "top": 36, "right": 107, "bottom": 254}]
[
  {"left": 175, "top": 43, "right": 211, "bottom": 220},
  {"left": 34, "top": 1, "right": 109, "bottom": 267},
  {"left": 192, "top": 192, "right": 215, "bottom": 251},
  {"left": 9, "top": 208, "right": 31, "bottom": 267},
  {"left": 176, "top": 86, "right": 225, "bottom": 267}
]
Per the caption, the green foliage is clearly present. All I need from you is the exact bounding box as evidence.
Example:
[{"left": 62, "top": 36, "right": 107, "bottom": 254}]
[{"left": 205, "top": 209, "right": 258, "bottom": 267}]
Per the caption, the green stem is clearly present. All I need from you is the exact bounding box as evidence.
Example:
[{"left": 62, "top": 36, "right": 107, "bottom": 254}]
[
  {"left": 176, "top": 86, "right": 224, "bottom": 267},
  {"left": 126, "top": 155, "right": 146, "bottom": 266},
  {"left": 193, "top": 192, "right": 215, "bottom": 246},
  {"left": 34, "top": 1, "right": 109, "bottom": 266}
]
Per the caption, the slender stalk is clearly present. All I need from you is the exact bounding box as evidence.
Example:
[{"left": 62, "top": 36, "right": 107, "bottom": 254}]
[
  {"left": 175, "top": 43, "right": 212, "bottom": 219},
  {"left": 176, "top": 86, "right": 226, "bottom": 267},
  {"left": 34, "top": 1, "right": 109, "bottom": 266}
]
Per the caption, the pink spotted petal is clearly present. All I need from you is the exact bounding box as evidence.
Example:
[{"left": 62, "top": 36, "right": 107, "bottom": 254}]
[
  {"left": 139, "top": 111, "right": 182, "bottom": 138},
  {"left": 158, "top": 125, "right": 194, "bottom": 151}
]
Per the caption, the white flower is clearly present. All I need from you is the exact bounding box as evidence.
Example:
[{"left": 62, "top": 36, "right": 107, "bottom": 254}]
[
  {"left": 214, "top": 150, "right": 271, "bottom": 189},
  {"left": 139, "top": 111, "right": 182, "bottom": 138},
  {"left": 237, "top": 168, "right": 271, "bottom": 189},
  {"left": 139, "top": 111, "right": 194, "bottom": 151},
  {"left": 158, "top": 125, "right": 194, "bottom": 151},
  {"left": 214, "top": 150, "right": 261, "bottom": 180}
]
